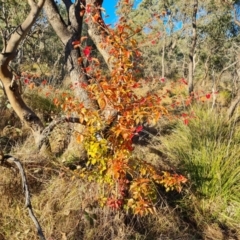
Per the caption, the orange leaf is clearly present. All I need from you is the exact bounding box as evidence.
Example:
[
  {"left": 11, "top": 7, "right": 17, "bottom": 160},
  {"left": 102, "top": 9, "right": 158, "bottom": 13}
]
[
  {"left": 28, "top": 83, "right": 35, "bottom": 89},
  {"left": 98, "top": 98, "right": 106, "bottom": 110},
  {"left": 72, "top": 40, "right": 80, "bottom": 47},
  {"left": 92, "top": 13, "right": 99, "bottom": 23},
  {"left": 76, "top": 134, "right": 84, "bottom": 143},
  {"left": 53, "top": 98, "right": 59, "bottom": 105},
  {"left": 80, "top": 10, "right": 85, "bottom": 17},
  {"left": 81, "top": 36, "right": 88, "bottom": 43},
  {"left": 91, "top": 57, "right": 100, "bottom": 65},
  {"left": 125, "top": 51, "right": 132, "bottom": 58},
  {"left": 78, "top": 57, "right": 83, "bottom": 64}
]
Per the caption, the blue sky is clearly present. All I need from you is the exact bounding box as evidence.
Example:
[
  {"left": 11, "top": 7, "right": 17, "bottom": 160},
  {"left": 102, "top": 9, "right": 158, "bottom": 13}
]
[
  {"left": 103, "top": 0, "right": 142, "bottom": 25},
  {"left": 102, "top": 1, "right": 119, "bottom": 25},
  {"left": 102, "top": 1, "right": 182, "bottom": 32}
]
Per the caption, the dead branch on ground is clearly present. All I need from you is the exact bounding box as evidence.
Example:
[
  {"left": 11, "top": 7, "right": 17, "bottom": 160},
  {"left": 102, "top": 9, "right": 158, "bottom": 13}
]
[{"left": 0, "top": 150, "right": 46, "bottom": 240}]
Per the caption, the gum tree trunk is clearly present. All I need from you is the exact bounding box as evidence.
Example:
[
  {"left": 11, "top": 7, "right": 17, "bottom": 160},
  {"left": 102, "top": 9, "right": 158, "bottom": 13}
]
[
  {"left": 0, "top": 0, "right": 45, "bottom": 145},
  {"left": 44, "top": 0, "right": 96, "bottom": 109},
  {"left": 188, "top": 0, "right": 198, "bottom": 95}
]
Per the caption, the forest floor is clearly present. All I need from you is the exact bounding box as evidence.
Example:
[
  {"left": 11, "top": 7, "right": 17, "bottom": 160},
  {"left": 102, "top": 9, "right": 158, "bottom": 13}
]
[{"left": 0, "top": 83, "right": 240, "bottom": 240}]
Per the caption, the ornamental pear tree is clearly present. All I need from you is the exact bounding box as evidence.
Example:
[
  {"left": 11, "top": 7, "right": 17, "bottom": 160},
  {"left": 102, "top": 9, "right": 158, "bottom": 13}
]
[{"left": 0, "top": 0, "right": 187, "bottom": 217}]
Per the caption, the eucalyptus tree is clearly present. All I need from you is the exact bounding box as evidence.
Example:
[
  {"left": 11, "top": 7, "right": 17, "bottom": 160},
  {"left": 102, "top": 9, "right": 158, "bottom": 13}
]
[
  {"left": 128, "top": 0, "right": 240, "bottom": 94},
  {"left": 128, "top": 0, "right": 200, "bottom": 86},
  {"left": 0, "top": 0, "right": 46, "bottom": 145}
]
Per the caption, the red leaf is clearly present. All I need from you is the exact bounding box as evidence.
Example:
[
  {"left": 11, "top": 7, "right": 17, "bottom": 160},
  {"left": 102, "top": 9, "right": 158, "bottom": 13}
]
[
  {"left": 86, "top": 4, "right": 91, "bottom": 13},
  {"left": 206, "top": 93, "right": 211, "bottom": 99},
  {"left": 181, "top": 78, "right": 188, "bottom": 85},
  {"left": 183, "top": 119, "right": 189, "bottom": 125},
  {"left": 72, "top": 40, "right": 80, "bottom": 46},
  {"left": 135, "top": 125, "right": 143, "bottom": 133},
  {"left": 85, "top": 66, "right": 91, "bottom": 72},
  {"left": 42, "top": 79, "right": 47, "bottom": 85},
  {"left": 126, "top": 141, "right": 134, "bottom": 151},
  {"left": 132, "top": 83, "right": 141, "bottom": 88},
  {"left": 135, "top": 50, "right": 142, "bottom": 57},
  {"left": 80, "top": 82, "right": 88, "bottom": 88},
  {"left": 83, "top": 46, "right": 92, "bottom": 58},
  {"left": 24, "top": 79, "right": 29, "bottom": 84},
  {"left": 139, "top": 97, "right": 146, "bottom": 104},
  {"left": 130, "top": 133, "right": 134, "bottom": 140}
]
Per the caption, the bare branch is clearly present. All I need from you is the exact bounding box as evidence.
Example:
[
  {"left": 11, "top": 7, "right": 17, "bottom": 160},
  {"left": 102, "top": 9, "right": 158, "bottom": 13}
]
[
  {"left": 217, "top": 60, "right": 239, "bottom": 84},
  {"left": 28, "top": 0, "right": 36, "bottom": 8},
  {"left": 37, "top": 116, "right": 87, "bottom": 150},
  {"left": 69, "top": 0, "right": 83, "bottom": 33},
  {"left": 0, "top": 28, "right": 7, "bottom": 52},
  {"left": 0, "top": 153, "right": 46, "bottom": 240},
  {"left": 188, "top": 0, "right": 198, "bottom": 94}
]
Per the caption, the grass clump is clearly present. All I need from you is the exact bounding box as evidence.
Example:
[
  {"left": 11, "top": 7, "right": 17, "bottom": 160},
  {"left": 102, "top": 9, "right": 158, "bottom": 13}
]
[
  {"left": 160, "top": 106, "right": 240, "bottom": 228},
  {"left": 24, "top": 90, "right": 60, "bottom": 122}
]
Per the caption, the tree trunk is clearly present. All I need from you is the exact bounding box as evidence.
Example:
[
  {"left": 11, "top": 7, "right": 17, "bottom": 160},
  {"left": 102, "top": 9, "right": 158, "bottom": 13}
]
[
  {"left": 227, "top": 89, "right": 240, "bottom": 119},
  {"left": 44, "top": 0, "right": 96, "bottom": 109},
  {"left": 188, "top": 0, "right": 198, "bottom": 95},
  {"left": 0, "top": 0, "right": 46, "bottom": 145},
  {"left": 44, "top": 0, "right": 117, "bottom": 113},
  {"left": 161, "top": 36, "right": 165, "bottom": 79},
  {"left": 85, "top": 0, "right": 115, "bottom": 72}
]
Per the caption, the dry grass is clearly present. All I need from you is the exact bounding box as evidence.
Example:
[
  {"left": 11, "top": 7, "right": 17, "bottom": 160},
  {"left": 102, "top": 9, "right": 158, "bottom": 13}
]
[
  {"left": 1, "top": 85, "right": 240, "bottom": 240},
  {"left": 0, "top": 138, "right": 201, "bottom": 240}
]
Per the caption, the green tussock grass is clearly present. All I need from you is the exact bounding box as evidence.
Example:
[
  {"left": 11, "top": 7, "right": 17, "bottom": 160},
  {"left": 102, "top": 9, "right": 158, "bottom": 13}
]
[{"left": 160, "top": 105, "right": 240, "bottom": 228}]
